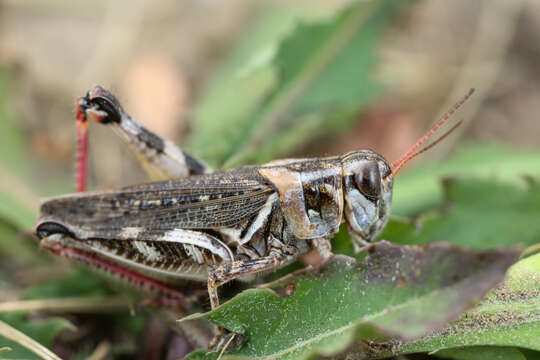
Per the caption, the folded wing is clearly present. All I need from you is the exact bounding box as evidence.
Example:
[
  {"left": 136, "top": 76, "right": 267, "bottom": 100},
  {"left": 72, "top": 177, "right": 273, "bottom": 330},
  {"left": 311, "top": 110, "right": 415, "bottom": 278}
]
[{"left": 39, "top": 168, "right": 274, "bottom": 240}]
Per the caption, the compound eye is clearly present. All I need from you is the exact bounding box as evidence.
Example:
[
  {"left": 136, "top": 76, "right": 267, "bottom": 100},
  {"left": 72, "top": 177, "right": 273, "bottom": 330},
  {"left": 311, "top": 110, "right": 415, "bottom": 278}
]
[{"left": 354, "top": 161, "right": 381, "bottom": 200}]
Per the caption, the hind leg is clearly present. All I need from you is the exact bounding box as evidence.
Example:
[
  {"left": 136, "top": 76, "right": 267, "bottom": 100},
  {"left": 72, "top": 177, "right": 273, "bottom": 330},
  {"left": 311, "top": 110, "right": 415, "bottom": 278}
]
[{"left": 75, "top": 86, "right": 211, "bottom": 191}]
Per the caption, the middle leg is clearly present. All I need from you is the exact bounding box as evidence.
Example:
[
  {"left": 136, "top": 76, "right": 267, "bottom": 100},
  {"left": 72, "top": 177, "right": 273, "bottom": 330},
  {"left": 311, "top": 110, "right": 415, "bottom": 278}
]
[
  {"left": 207, "top": 248, "right": 297, "bottom": 349},
  {"left": 207, "top": 254, "right": 291, "bottom": 309}
]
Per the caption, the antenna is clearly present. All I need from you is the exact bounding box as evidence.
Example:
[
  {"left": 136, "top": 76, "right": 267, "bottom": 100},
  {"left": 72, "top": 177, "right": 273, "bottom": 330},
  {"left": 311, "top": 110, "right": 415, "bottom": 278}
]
[{"left": 390, "top": 88, "right": 475, "bottom": 178}]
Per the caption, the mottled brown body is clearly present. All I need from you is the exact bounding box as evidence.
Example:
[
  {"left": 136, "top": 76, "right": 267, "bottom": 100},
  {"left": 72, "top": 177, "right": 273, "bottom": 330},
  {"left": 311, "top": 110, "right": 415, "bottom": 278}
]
[
  {"left": 39, "top": 166, "right": 296, "bottom": 281},
  {"left": 37, "top": 153, "right": 391, "bottom": 282}
]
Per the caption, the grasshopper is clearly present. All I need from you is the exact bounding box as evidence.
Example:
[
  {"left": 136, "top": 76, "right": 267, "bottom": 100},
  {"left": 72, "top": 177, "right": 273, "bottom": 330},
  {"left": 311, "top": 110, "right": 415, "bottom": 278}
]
[{"left": 35, "top": 86, "right": 473, "bottom": 347}]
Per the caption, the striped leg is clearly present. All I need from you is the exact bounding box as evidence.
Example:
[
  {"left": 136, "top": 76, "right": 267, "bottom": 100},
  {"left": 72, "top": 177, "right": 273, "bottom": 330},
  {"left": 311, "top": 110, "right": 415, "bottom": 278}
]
[{"left": 76, "top": 86, "right": 210, "bottom": 188}]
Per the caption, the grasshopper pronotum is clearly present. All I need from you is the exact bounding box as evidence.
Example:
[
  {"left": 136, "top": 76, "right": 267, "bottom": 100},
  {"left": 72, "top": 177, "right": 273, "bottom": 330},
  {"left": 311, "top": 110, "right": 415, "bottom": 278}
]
[{"left": 35, "top": 86, "right": 473, "bottom": 348}]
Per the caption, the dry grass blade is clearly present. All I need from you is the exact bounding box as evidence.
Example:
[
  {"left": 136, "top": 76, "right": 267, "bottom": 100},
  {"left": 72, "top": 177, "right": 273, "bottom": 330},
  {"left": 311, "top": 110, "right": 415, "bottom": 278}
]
[
  {"left": 0, "top": 296, "right": 131, "bottom": 313},
  {"left": 0, "top": 320, "right": 63, "bottom": 360},
  {"left": 86, "top": 340, "right": 112, "bottom": 360}
]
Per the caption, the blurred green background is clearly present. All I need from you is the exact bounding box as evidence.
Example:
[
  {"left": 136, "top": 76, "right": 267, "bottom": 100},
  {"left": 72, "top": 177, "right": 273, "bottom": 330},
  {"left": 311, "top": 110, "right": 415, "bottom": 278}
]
[{"left": 0, "top": 0, "right": 539, "bottom": 359}]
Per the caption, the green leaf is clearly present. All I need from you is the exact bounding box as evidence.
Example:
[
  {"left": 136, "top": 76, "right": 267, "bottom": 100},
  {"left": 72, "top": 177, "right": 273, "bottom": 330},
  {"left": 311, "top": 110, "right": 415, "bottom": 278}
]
[
  {"left": 386, "top": 252, "right": 540, "bottom": 357},
  {"left": 0, "top": 313, "right": 74, "bottom": 360},
  {"left": 0, "top": 69, "right": 39, "bottom": 231},
  {"left": 521, "top": 349, "right": 540, "bottom": 360},
  {"left": 0, "top": 70, "right": 31, "bottom": 179},
  {"left": 0, "top": 219, "right": 44, "bottom": 265},
  {"left": 184, "top": 242, "right": 518, "bottom": 360},
  {"left": 189, "top": 0, "right": 414, "bottom": 167},
  {"left": 186, "top": 4, "right": 319, "bottom": 168},
  {"left": 381, "top": 176, "right": 540, "bottom": 249},
  {"left": 392, "top": 143, "right": 540, "bottom": 216},
  {"left": 22, "top": 269, "right": 113, "bottom": 300},
  {"left": 0, "top": 189, "right": 37, "bottom": 231},
  {"left": 433, "top": 346, "right": 527, "bottom": 360}
]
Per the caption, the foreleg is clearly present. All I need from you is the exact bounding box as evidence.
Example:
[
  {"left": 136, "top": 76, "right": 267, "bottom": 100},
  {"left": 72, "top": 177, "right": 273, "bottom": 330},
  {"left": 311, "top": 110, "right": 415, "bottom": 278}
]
[
  {"left": 346, "top": 224, "right": 371, "bottom": 253},
  {"left": 311, "top": 237, "right": 333, "bottom": 260}
]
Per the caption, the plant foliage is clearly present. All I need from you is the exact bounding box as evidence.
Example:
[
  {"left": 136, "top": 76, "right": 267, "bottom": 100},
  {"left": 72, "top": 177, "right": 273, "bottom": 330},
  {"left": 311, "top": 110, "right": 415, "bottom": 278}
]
[{"left": 0, "top": 1, "right": 538, "bottom": 359}]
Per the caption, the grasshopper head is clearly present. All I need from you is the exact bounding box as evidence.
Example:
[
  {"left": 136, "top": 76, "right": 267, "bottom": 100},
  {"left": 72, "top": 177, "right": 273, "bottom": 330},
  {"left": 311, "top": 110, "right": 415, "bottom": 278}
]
[
  {"left": 340, "top": 89, "right": 475, "bottom": 250},
  {"left": 340, "top": 151, "right": 393, "bottom": 248}
]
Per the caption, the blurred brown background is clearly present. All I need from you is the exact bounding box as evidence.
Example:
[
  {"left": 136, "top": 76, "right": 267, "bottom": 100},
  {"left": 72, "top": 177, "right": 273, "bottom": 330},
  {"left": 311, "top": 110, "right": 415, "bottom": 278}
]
[{"left": 0, "top": 0, "right": 538, "bottom": 193}]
